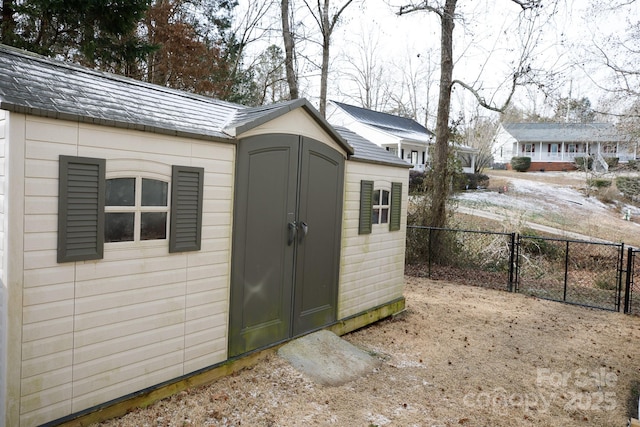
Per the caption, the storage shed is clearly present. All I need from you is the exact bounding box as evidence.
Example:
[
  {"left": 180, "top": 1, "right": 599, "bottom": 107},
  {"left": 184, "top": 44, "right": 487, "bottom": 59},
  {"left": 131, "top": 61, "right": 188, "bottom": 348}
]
[{"left": 0, "top": 45, "right": 410, "bottom": 426}]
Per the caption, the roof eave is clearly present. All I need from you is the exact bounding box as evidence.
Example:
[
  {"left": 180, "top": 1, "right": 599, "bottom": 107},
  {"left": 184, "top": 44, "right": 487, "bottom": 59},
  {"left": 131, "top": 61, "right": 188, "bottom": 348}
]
[{"left": 0, "top": 101, "right": 234, "bottom": 143}]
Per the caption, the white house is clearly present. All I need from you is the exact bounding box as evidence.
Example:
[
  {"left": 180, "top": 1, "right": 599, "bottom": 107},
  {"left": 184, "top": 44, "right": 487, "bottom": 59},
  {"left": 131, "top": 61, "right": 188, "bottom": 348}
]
[
  {"left": 327, "top": 100, "right": 477, "bottom": 173},
  {"left": 494, "top": 122, "right": 636, "bottom": 171},
  {"left": 0, "top": 45, "right": 411, "bottom": 426}
]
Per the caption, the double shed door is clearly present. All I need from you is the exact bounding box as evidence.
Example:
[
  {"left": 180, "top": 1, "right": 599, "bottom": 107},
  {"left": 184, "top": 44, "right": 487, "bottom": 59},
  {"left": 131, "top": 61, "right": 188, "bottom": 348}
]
[{"left": 229, "top": 134, "right": 345, "bottom": 357}]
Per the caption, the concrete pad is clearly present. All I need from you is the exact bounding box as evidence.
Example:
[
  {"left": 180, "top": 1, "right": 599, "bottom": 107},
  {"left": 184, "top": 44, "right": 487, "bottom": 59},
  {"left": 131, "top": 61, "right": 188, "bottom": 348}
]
[{"left": 277, "top": 330, "right": 380, "bottom": 386}]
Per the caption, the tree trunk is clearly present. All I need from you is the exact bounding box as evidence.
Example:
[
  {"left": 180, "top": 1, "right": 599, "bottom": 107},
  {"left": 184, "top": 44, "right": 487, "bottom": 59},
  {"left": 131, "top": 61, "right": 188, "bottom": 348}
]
[
  {"left": 429, "top": 0, "right": 456, "bottom": 229},
  {"left": 318, "top": 0, "right": 330, "bottom": 117},
  {"left": 281, "top": 0, "right": 299, "bottom": 100},
  {"left": 1, "top": 0, "right": 17, "bottom": 45}
]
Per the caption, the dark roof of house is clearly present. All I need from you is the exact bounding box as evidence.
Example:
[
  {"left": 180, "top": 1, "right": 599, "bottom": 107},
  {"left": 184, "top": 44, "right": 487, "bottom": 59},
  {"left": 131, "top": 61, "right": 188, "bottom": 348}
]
[
  {"left": 330, "top": 100, "right": 434, "bottom": 143},
  {"left": 503, "top": 122, "right": 630, "bottom": 143},
  {"left": 0, "top": 44, "right": 353, "bottom": 155},
  {"left": 334, "top": 126, "right": 411, "bottom": 168}
]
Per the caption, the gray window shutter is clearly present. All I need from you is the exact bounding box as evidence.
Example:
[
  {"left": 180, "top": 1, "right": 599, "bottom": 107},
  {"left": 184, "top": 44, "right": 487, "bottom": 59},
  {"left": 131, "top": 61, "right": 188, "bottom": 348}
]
[
  {"left": 57, "top": 156, "right": 105, "bottom": 263},
  {"left": 358, "top": 180, "right": 374, "bottom": 235},
  {"left": 389, "top": 182, "right": 402, "bottom": 231},
  {"left": 170, "top": 165, "right": 204, "bottom": 252}
]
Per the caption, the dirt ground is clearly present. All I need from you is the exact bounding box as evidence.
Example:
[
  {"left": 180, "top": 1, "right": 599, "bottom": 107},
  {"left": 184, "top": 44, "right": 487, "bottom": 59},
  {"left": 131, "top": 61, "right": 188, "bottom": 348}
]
[{"left": 96, "top": 277, "right": 640, "bottom": 427}]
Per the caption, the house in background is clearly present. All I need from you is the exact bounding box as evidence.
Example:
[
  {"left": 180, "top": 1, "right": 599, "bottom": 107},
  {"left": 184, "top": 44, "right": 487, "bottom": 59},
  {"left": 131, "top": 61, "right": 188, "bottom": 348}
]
[
  {"left": 493, "top": 122, "right": 636, "bottom": 172},
  {"left": 327, "top": 100, "right": 477, "bottom": 173}
]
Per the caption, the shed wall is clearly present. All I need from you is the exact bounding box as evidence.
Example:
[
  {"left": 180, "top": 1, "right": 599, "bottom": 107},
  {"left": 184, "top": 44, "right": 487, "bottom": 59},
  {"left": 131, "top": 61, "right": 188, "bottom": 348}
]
[
  {"left": 15, "top": 116, "right": 234, "bottom": 426},
  {"left": 0, "top": 109, "right": 6, "bottom": 424},
  {"left": 338, "top": 161, "right": 408, "bottom": 318}
]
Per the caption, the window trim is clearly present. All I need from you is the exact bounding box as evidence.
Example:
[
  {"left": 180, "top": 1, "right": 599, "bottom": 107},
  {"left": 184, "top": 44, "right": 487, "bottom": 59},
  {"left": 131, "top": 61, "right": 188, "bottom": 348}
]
[
  {"left": 104, "top": 176, "right": 170, "bottom": 243},
  {"left": 359, "top": 180, "right": 403, "bottom": 234}
]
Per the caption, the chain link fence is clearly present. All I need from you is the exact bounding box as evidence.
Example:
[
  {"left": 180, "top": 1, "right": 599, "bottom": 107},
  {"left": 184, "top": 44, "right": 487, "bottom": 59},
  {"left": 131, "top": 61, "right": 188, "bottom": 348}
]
[{"left": 406, "top": 226, "right": 627, "bottom": 313}]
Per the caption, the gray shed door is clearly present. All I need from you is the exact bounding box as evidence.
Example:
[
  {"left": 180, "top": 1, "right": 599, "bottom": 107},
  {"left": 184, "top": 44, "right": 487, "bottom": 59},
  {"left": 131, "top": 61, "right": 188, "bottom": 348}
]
[{"left": 229, "top": 134, "right": 344, "bottom": 357}]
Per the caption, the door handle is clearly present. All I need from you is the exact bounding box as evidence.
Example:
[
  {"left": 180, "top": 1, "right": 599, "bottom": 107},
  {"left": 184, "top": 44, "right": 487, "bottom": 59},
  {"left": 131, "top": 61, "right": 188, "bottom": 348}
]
[
  {"left": 298, "top": 221, "right": 308, "bottom": 242},
  {"left": 288, "top": 221, "right": 297, "bottom": 246}
]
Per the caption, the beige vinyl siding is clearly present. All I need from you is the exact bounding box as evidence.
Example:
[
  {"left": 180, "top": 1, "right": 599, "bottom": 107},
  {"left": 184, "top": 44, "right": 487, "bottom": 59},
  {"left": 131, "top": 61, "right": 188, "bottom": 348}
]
[
  {"left": 18, "top": 117, "right": 234, "bottom": 426},
  {"left": 338, "top": 161, "right": 408, "bottom": 319},
  {"left": 0, "top": 110, "right": 6, "bottom": 424}
]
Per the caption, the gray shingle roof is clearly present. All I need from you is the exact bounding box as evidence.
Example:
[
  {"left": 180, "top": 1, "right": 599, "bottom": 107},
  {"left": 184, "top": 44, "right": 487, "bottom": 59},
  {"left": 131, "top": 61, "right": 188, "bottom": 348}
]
[
  {"left": 0, "top": 44, "right": 352, "bottom": 156},
  {"left": 503, "top": 122, "right": 630, "bottom": 143},
  {"left": 0, "top": 44, "right": 241, "bottom": 141},
  {"left": 330, "top": 100, "right": 434, "bottom": 143},
  {"left": 334, "top": 126, "right": 411, "bottom": 168}
]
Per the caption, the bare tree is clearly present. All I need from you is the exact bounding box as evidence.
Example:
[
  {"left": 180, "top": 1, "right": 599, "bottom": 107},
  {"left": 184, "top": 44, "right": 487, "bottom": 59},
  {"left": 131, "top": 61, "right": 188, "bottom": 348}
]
[
  {"left": 335, "top": 27, "right": 392, "bottom": 110},
  {"left": 281, "top": 0, "right": 299, "bottom": 99},
  {"left": 397, "top": 0, "right": 550, "bottom": 230},
  {"left": 302, "top": 0, "right": 356, "bottom": 116}
]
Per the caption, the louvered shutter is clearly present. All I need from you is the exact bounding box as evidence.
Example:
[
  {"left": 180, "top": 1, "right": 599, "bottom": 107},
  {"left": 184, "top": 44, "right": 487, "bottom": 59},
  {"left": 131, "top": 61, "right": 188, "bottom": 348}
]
[
  {"left": 358, "top": 180, "right": 374, "bottom": 235},
  {"left": 169, "top": 166, "right": 204, "bottom": 252},
  {"left": 57, "top": 156, "right": 105, "bottom": 262},
  {"left": 389, "top": 182, "right": 402, "bottom": 231}
]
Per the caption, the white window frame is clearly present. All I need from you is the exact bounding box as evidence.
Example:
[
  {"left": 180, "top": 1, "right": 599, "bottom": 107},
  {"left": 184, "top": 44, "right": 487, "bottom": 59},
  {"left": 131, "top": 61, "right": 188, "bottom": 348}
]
[
  {"left": 104, "top": 174, "right": 171, "bottom": 244},
  {"left": 372, "top": 184, "right": 391, "bottom": 226}
]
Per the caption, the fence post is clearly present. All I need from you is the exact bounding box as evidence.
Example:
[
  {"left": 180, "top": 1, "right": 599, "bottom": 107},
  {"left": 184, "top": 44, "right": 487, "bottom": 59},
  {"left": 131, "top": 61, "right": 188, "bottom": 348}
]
[
  {"left": 428, "top": 227, "right": 433, "bottom": 278},
  {"left": 508, "top": 232, "right": 516, "bottom": 292},
  {"left": 624, "top": 247, "right": 633, "bottom": 314},
  {"left": 617, "top": 243, "right": 625, "bottom": 312},
  {"left": 563, "top": 241, "right": 570, "bottom": 302}
]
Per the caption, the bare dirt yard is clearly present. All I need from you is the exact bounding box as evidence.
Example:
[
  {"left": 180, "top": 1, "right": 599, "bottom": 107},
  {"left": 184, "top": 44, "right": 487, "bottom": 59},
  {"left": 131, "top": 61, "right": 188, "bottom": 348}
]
[{"left": 96, "top": 277, "right": 640, "bottom": 427}]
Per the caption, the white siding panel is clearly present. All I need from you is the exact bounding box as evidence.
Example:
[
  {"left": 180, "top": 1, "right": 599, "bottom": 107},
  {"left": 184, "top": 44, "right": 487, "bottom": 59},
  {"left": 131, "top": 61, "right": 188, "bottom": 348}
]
[
  {"left": 17, "top": 119, "right": 236, "bottom": 424},
  {"left": 24, "top": 177, "right": 58, "bottom": 197},
  {"left": 73, "top": 333, "right": 184, "bottom": 378},
  {"left": 338, "top": 162, "right": 408, "bottom": 319},
  {"left": 22, "top": 300, "right": 74, "bottom": 325},
  {"left": 23, "top": 265, "right": 74, "bottom": 288},
  {"left": 24, "top": 249, "right": 58, "bottom": 270},
  {"left": 75, "top": 298, "right": 183, "bottom": 332},
  {"left": 74, "top": 256, "right": 187, "bottom": 282},
  {"left": 0, "top": 112, "right": 7, "bottom": 426},
  {"left": 22, "top": 317, "right": 73, "bottom": 343},
  {"left": 25, "top": 139, "right": 78, "bottom": 160},
  {"left": 71, "top": 363, "right": 183, "bottom": 414},
  {"left": 21, "top": 333, "right": 73, "bottom": 360},
  {"left": 73, "top": 306, "right": 185, "bottom": 348},
  {"left": 24, "top": 231, "right": 57, "bottom": 251},
  {"left": 21, "top": 366, "right": 73, "bottom": 396},
  {"left": 75, "top": 268, "right": 186, "bottom": 299},
  {"left": 20, "top": 395, "right": 72, "bottom": 427},
  {"left": 22, "top": 282, "right": 74, "bottom": 308},
  {"left": 186, "top": 276, "right": 228, "bottom": 295},
  {"left": 21, "top": 349, "right": 73, "bottom": 379},
  {"left": 25, "top": 117, "right": 78, "bottom": 145},
  {"left": 24, "top": 158, "right": 58, "bottom": 179},
  {"left": 74, "top": 282, "right": 186, "bottom": 316},
  {"left": 24, "top": 214, "right": 57, "bottom": 233}
]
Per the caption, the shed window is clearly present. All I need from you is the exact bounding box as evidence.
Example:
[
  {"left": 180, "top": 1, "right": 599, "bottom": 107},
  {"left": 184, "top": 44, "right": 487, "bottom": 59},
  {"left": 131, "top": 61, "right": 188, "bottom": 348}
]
[
  {"left": 105, "top": 177, "right": 169, "bottom": 242},
  {"left": 372, "top": 189, "right": 390, "bottom": 224},
  {"left": 359, "top": 180, "right": 402, "bottom": 234},
  {"left": 58, "top": 157, "right": 204, "bottom": 262}
]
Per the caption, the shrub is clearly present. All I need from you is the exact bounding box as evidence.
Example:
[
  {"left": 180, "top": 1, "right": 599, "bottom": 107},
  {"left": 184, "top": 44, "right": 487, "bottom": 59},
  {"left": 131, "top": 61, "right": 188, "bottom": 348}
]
[
  {"left": 627, "top": 160, "right": 639, "bottom": 171},
  {"left": 454, "top": 173, "right": 490, "bottom": 191},
  {"left": 616, "top": 176, "right": 640, "bottom": 199},
  {"left": 587, "top": 178, "right": 612, "bottom": 189},
  {"left": 574, "top": 156, "right": 593, "bottom": 171},
  {"left": 519, "top": 229, "right": 562, "bottom": 260},
  {"left": 510, "top": 157, "right": 531, "bottom": 172},
  {"left": 409, "top": 170, "right": 426, "bottom": 194},
  {"left": 605, "top": 157, "right": 619, "bottom": 169}
]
